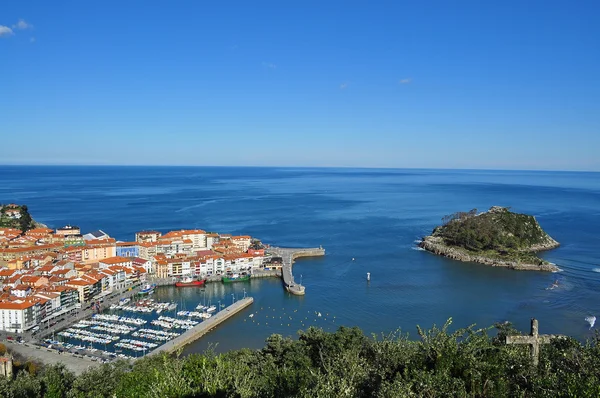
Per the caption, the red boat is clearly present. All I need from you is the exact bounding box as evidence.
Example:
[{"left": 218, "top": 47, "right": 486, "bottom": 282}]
[{"left": 175, "top": 277, "right": 206, "bottom": 287}]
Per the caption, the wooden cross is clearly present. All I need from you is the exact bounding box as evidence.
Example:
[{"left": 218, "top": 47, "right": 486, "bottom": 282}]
[{"left": 506, "top": 318, "right": 559, "bottom": 366}]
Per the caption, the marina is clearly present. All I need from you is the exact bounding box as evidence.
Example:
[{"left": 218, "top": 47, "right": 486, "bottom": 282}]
[{"left": 47, "top": 287, "right": 252, "bottom": 361}]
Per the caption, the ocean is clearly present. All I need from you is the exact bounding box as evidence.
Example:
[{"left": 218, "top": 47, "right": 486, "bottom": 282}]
[{"left": 1, "top": 166, "right": 599, "bottom": 353}]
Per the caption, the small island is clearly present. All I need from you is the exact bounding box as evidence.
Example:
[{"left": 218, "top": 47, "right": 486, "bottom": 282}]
[{"left": 419, "top": 206, "right": 560, "bottom": 272}]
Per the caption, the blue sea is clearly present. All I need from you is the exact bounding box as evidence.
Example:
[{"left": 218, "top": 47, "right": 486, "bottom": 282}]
[{"left": 1, "top": 166, "right": 600, "bottom": 353}]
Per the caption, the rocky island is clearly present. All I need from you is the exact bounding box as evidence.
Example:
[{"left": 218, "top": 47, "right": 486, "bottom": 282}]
[{"left": 419, "top": 206, "right": 560, "bottom": 272}]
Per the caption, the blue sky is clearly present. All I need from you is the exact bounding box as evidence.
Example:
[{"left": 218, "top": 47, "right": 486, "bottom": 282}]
[{"left": 1, "top": 1, "right": 599, "bottom": 170}]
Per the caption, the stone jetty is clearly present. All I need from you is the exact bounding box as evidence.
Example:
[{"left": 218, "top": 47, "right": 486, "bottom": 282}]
[
  {"left": 148, "top": 297, "right": 254, "bottom": 356},
  {"left": 269, "top": 247, "right": 325, "bottom": 295}
]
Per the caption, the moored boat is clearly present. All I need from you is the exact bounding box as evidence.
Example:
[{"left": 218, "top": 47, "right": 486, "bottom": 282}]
[
  {"left": 138, "top": 283, "right": 156, "bottom": 295},
  {"left": 221, "top": 273, "right": 251, "bottom": 283},
  {"left": 175, "top": 277, "right": 206, "bottom": 287}
]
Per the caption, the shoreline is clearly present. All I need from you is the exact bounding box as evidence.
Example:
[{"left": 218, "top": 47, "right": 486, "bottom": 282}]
[{"left": 419, "top": 236, "right": 560, "bottom": 272}]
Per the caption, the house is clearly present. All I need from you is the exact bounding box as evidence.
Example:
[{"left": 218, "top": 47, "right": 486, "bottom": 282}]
[
  {"left": 34, "top": 291, "right": 62, "bottom": 321},
  {"left": 5, "top": 209, "right": 21, "bottom": 219},
  {"left": 135, "top": 230, "right": 161, "bottom": 243},
  {"left": 66, "top": 277, "right": 102, "bottom": 303},
  {"left": 99, "top": 256, "right": 132, "bottom": 269},
  {"left": 99, "top": 267, "right": 126, "bottom": 291},
  {"left": 132, "top": 257, "right": 153, "bottom": 274},
  {"left": 11, "top": 284, "right": 32, "bottom": 298},
  {"left": 116, "top": 241, "right": 139, "bottom": 257},
  {"left": 21, "top": 275, "right": 49, "bottom": 288},
  {"left": 0, "top": 243, "right": 63, "bottom": 261},
  {"left": 205, "top": 233, "right": 219, "bottom": 249},
  {"left": 81, "top": 239, "right": 117, "bottom": 263},
  {"left": 138, "top": 242, "right": 158, "bottom": 260},
  {"left": 0, "top": 298, "right": 41, "bottom": 333},
  {"left": 64, "top": 234, "right": 86, "bottom": 247},
  {"left": 83, "top": 230, "right": 110, "bottom": 241},
  {"left": 55, "top": 225, "right": 81, "bottom": 236},
  {"left": 50, "top": 268, "right": 78, "bottom": 280},
  {"left": 24, "top": 228, "right": 54, "bottom": 240},
  {"left": 232, "top": 236, "right": 252, "bottom": 252}
]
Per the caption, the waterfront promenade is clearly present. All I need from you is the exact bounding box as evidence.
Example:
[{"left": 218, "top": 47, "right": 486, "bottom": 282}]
[
  {"left": 269, "top": 247, "right": 325, "bottom": 295},
  {"left": 149, "top": 297, "right": 254, "bottom": 356}
]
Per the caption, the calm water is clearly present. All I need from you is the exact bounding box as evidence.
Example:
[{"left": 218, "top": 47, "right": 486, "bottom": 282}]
[{"left": 2, "top": 166, "right": 600, "bottom": 353}]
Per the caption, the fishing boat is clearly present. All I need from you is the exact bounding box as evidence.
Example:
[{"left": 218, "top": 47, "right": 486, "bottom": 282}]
[
  {"left": 221, "top": 273, "right": 251, "bottom": 283},
  {"left": 138, "top": 283, "right": 156, "bottom": 296},
  {"left": 175, "top": 277, "right": 206, "bottom": 287}
]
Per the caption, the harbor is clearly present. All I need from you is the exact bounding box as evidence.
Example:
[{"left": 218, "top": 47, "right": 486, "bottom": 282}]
[{"left": 40, "top": 282, "right": 254, "bottom": 362}]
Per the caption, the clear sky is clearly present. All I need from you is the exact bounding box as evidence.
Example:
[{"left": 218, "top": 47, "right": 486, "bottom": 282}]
[{"left": 1, "top": 1, "right": 599, "bottom": 170}]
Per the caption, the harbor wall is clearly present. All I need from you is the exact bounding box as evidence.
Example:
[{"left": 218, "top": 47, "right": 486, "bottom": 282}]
[
  {"left": 291, "top": 248, "right": 326, "bottom": 261},
  {"left": 148, "top": 297, "right": 254, "bottom": 356}
]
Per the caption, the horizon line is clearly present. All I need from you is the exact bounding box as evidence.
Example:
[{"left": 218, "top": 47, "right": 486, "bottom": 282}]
[{"left": 1, "top": 163, "right": 598, "bottom": 173}]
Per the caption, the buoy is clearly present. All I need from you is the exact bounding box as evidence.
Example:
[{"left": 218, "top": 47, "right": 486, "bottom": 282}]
[
  {"left": 352, "top": 258, "right": 355, "bottom": 261},
  {"left": 367, "top": 272, "right": 371, "bottom": 281}
]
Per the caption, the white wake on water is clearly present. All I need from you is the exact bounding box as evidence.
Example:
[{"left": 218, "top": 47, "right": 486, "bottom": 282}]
[
  {"left": 585, "top": 316, "right": 596, "bottom": 329},
  {"left": 593, "top": 268, "right": 600, "bottom": 273},
  {"left": 411, "top": 247, "right": 426, "bottom": 251}
]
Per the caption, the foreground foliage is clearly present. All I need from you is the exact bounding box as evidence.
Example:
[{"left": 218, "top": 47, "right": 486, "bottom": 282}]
[{"left": 2, "top": 320, "right": 600, "bottom": 397}]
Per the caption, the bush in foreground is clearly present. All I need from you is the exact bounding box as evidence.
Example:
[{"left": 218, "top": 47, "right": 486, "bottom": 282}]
[{"left": 2, "top": 320, "right": 600, "bottom": 397}]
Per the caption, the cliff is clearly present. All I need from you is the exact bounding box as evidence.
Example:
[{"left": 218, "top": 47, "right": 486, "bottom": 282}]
[{"left": 419, "top": 206, "right": 560, "bottom": 272}]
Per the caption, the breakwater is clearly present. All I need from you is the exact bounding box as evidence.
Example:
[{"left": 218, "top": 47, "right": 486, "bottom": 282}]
[
  {"left": 269, "top": 247, "right": 326, "bottom": 295},
  {"left": 148, "top": 297, "right": 254, "bottom": 356}
]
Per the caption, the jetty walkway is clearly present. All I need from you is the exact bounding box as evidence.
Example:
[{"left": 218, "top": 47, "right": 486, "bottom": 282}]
[
  {"left": 148, "top": 297, "right": 254, "bottom": 356},
  {"left": 268, "top": 247, "right": 325, "bottom": 295}
]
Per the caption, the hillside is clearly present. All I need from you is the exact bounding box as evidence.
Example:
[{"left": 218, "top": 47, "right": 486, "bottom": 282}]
[
  {"left": 0, "top": 204, "right": 39, "bottom": 232},
  {"left": 419, "top": 206, "right": 560, "bottom": 271}
]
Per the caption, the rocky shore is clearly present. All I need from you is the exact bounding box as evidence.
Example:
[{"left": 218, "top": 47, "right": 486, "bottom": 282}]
[
  {"left": 419, "top": 235, "right": 560, "bottom": 272},
  {"left": 419, "top": 206, "right": 561, "bottom": 272}
]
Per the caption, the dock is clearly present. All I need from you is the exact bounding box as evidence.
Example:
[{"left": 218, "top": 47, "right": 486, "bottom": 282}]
[
  {"left": 148, "top": 297, "right": 254, "bottom": 356},
  {"left": 269, "top": 247, "right": 325, "bottom": 295}
]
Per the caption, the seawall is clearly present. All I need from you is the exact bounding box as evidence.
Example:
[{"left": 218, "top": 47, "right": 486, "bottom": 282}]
[
  {"left": 148, "top": 297, "right": 254, "bottom": 356},
  {"left": 270, "top": 247, "right": 326, "bottom": 295}
]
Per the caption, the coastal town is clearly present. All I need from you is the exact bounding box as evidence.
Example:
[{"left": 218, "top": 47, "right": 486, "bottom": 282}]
[{"left": 0, "top": 203, "right": 283, "bottom": 336}]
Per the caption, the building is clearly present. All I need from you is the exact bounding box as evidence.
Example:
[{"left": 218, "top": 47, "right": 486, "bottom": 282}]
[
  {"left": 81, "top": 239, "right": 117, "bottom": 263},
  {"left": 55, "top": 225, "right": 81, "bottom": 236},
  {"left": 65, "top": 277, "right": 102, "bottom": 303},
  {"left": 135, "top": 230, "right": 161, "bottom": 243},
  {"left": 83, "top": 230, "right": 110, "bottom": 241},
  {"left": 138, "top": 242, "right": 158, "bottom": 260},
  {"left": 116, "top": 242, "right": 139, "bottom": 257},
  {"left": 0, "top": 299, "right": 40, "bottom": 333},
  {"left": 0, "top": 243, "right": 63, "bottom": 262},
  {"left": 132, "top": 257, "right": 153, "bottom": 274},
  {"left": 99, "top": 256, "right": 132, "bottom": 269},
  {"left": 64, "top": 234, "right": 86, "bottom": 247}
]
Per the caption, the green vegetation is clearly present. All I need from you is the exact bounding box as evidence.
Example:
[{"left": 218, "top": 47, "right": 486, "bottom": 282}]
[
  {"left": 433, "top": 207, "right": 557, "bottom": 264},
  {"left": 0, "top": 204, "right": 36, "bottom": 232},
  {"left": 2, "top": 321, "right": 600, "bottom": 397}
]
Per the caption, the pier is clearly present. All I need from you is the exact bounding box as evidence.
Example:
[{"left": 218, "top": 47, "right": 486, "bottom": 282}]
[
  {"left": 269, "top": 247, "right": 325, "bottom": 295},
  {"left": 148, "top": 297, "right": 254, "bottom": 356}
]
